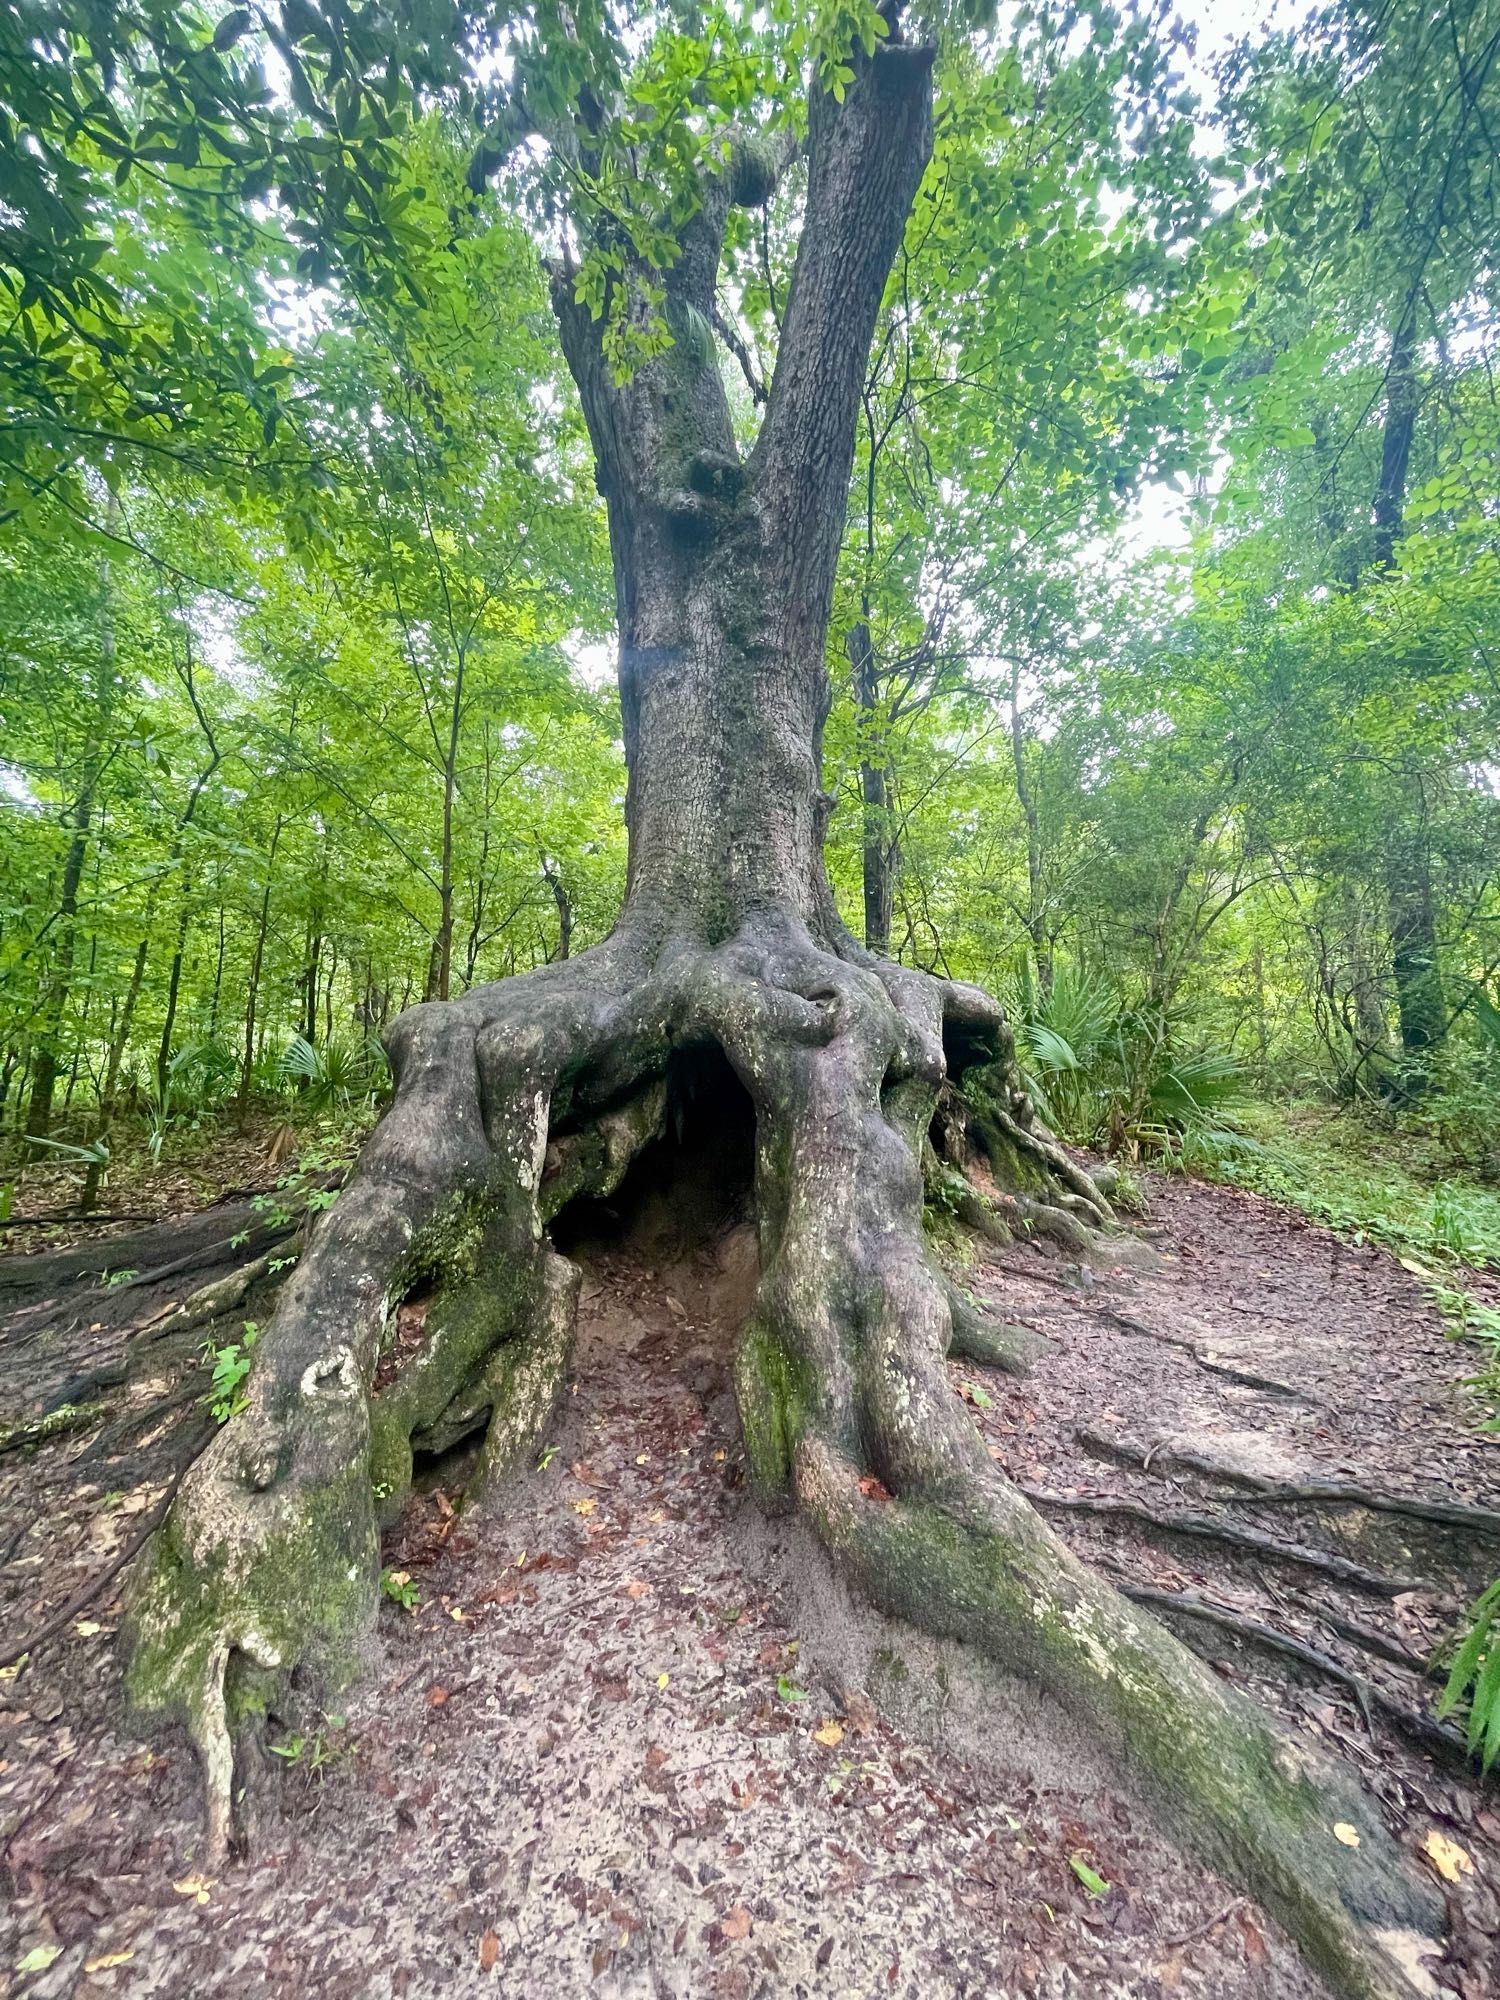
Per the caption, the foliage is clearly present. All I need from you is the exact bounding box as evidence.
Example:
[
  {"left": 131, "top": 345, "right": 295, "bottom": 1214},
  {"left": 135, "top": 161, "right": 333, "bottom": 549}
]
[
  {"left": 1437, "top": 1579, "right": 1500, "bottom": 1776},
  {"left": 202, "top": 1320, "right": 258, "bottom": 1423},
  {"left": 1009, "top": 959, "right": 1245, "bottom": 1160},
  {"left": 380, "top": 1566, "right": 419, "bottom": 1612},
  {"left": 0, "top": 0, "right": 1496, "bottom": 1307}
]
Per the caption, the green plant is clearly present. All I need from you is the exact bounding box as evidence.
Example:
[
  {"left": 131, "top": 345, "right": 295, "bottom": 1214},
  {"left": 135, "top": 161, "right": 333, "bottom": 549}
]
[
  {"left": 1436, "top": 1579, "right": 1500, "bottom": 1773},
  {"left": 270, "top": 1712, "right": 350, "bottom": 1777},
  {"left": 1008, "top": 958, "right": 1245, "bottom": 1160},
  {"left": 138, "top": 1038, "right": 239, "bottom": 1163},
  {"left": 279, "top": 1033, "right": 389, "bottom": 1114},
  {"left": 202, "top": 1321, "right": 258, "bottom": 1423},
  {"left": 380, "top": 1566, "right": 419, "bottom": 1612}
]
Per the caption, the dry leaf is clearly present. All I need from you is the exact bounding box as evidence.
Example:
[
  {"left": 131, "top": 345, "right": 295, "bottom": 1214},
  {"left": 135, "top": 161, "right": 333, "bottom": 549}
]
[
  {"left": 656, "top": 1671, "right": 670, "bottom": 1689},
  {"left": 814, "top": 1720, "right": 844, "bottom": 1748},
  {"left": 1333, "top": 1822, "right": 1361, "bottom": 1848},
  {"left": 856, "top": 1473, "right": 892, "bottom": 1502},
  {"left": 173, "top": 1873, "right": 213, "bottom": 1905},
  {"left": 1237, "top": 1912, "right": 1267, "bottom": 1967},
  {"left": 1421, "top": 1831, "right": 1474, "bottom": 1884},
  {"left": 479, "top": 1929, "right": 499, "bottom": 1972},
  {"left": 75, "top": 1619, "right": 103, "bottom": 1638},
  {"left": 84, "top": 1950, "right": 135, "bottom": 1972},
  {"left": 574, "top": 1498, "right": 595, "bottom": 1517},
  {"left": 428, "top": 1685, "right": 449, "bottom": 1707},
  {"left": 626, "top": 1581, "right": 650, "bottom": 1600},
  {"left": 722, "top": 1905, "right": 752, "bottom": 1940}
]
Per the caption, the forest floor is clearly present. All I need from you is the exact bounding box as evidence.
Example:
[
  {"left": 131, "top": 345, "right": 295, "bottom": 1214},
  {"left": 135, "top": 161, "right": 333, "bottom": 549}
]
[{"left": 0, "top": 1142, "right": 1497, "bottom": 1999}]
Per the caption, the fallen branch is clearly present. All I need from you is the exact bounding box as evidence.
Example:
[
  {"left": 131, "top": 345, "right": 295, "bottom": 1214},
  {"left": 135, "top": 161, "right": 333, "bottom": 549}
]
[
  {"left": 1019, "top": 1488, "right": 1433, "bottom": 1599},
  {"left": 1077, "top": 1428, "right": 1500, "bottom": 1541},
  {"left": 1116, "top": 1582, "right": 1475, "bottom": 1767}
]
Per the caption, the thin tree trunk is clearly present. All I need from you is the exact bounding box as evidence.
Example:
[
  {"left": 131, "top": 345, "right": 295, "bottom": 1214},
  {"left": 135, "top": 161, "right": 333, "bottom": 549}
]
[
  {"left": 239, "top": 819, "right": 282, "bottom": 1115},
  {"left": 1008, "top": 657, "right": 1049, "bottom": 990},
  {"left": 848, "top": 622, "right": 894, "bottom": 954},
  {"left": 26, "top": 774, "right": 96, "bottom": 1138},
  {"left": 80, "top": 936, "right": 148, "bottom": 1213}
]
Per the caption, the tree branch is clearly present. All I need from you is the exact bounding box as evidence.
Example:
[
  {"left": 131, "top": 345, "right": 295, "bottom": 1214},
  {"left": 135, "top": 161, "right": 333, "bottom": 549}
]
[{"left": 750, "top": 32, "right": 935, "bottom": 631}]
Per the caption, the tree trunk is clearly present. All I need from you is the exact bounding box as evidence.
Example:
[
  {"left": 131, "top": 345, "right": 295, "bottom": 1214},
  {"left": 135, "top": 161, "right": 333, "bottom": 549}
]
[
  {"left": 128, "top": 34, "right": 1444, "bottom": 1995},
  {"left": 25, "top": 774, "right": 95, "bottom": 1138},
  {"left": 1387, "top": 828, "right": 1446, "bottom": 1071},
  {"left": 238, "top": 821, "right": 282, "bottom": 1116},
  {"left": 80, "top": 935, "right": 148, "bottom": 1214},
  {"left": 1008, "top": 657, "right": 1050, "bottom": 990},
  {"left": 849, "top": 622, "right": 895, "bottom": 953}
]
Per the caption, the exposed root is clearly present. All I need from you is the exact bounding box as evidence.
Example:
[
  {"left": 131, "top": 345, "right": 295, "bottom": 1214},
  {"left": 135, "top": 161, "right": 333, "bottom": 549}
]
[
  {"left": 0, "top": 1399, "right": 109, "bottom": 1455},
  {"left": 1078, "top": 1427, "right": 1500, "bottom": 1540},
  {"left": 1117, "top": 1582, "right": 1473, "bottom": 1767},
  {"left": 123, "top": 911, "right": 1450, "bottom": 1993},
  {"left": 944, "top": 1283, "right": 1052, "bottom": 1373},
  {"left": 1019, "top": 1487, "right": 1435, "bottom": 1599}
]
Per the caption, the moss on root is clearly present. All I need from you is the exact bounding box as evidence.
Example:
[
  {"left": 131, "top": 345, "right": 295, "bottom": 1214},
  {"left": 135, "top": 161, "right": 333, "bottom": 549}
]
[
  {"left": 799, "top": 1447, "right": 1445, "bottom": 2000},
  {"left": 734, "top": 1315, "right": 811, "bottom": 1505}
]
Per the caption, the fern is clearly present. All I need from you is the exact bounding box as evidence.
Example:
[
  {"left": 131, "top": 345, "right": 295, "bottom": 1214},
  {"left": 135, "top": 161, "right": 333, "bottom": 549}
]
[{"left": 1436, "top": 1579, "right": 1500, "bottom": 1773}]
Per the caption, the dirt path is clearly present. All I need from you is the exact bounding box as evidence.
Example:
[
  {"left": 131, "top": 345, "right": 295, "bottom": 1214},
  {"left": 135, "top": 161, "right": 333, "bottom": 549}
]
[{"left": 0, "top": 1170, "right": 1495, "bottom": 1998}]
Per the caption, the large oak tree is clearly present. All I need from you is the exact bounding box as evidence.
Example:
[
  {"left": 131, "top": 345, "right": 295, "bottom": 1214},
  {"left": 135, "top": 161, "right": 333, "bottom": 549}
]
[{"left": 109, "top": 3, "right": 1444, "bottom": 1990}]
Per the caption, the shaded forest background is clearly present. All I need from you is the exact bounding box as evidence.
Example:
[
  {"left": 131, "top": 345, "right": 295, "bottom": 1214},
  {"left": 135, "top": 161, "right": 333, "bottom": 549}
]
[{"left": 2, "top": 0, "right": 1497, "bottom": 1259}]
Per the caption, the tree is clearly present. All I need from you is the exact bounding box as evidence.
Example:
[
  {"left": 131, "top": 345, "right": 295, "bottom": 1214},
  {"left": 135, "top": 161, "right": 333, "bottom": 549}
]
[{"left": 109, "top": 5, "right": 1446, "bottom": 1990}]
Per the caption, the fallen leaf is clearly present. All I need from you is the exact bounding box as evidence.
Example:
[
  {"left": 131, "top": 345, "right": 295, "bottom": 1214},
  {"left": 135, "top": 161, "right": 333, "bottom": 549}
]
[
  {"left": 75, "top": 1619, "right": 103, "bottom": 1638},
  {"left": 814, "top": 1720, "right": 844, "bottom": 1748},
  {"left": 84, "top": 1951, "right": 135, "bottom": 1972},
  {"left": 722, "top": 1905, "right": 752, "bottom": 1939},
  {"left": 1068, "top": 1855, "right": 1109, "bottom": 1898},
  {"left": 428, "top": 1686, "right": 449, "bottom": 1707},
  {"left": 574, "top": 1498, "right": 595, "bottom": 1517},
  {"left": 0, "top": 1653, "right": 28, "bottom": 1680},
  {"left": 626, "top": 1581, "right": 650, "bottom": 1600},
  {"left": 1236, "top": 1912, "right": 1267, "bottom": 1968},
  {"left": 656, "top": 1671, "right": 670, "bottom": 1690},
  {"left": 479, "top": 1930, "right": 499, "bottom": 1972},
  {"left": 16, "top": 1944, "right": 62, "bottom": 1974},
  {"left": 857, "top": 1473, "right": 892, "bottom": 1502},
  {"left": 1421, "top": 1831, "right": 1474, "bottom": 1884},
  {"left": 173, "top": 1873, "right": 213, "bottom": 1905},
  {"left": 1333, "top": 1822, "right": 1361, "bottom": 1848}
]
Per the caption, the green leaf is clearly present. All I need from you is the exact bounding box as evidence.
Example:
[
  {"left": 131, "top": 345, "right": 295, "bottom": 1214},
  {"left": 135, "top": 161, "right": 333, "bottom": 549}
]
[{"left": 1068, "top": 1855, "right": 1110, "bottom": 1897}]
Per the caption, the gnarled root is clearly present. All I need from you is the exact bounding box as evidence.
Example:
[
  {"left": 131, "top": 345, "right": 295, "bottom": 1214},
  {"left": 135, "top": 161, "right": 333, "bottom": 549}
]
[{"left": 125, "top": 911, "right": 1448, "bottom": 1996}]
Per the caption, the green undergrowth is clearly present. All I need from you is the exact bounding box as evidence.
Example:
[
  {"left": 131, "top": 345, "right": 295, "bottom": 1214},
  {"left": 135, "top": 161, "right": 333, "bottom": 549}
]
[{"left": 1191, "top": 1101, "right": 1500, "bottom": 1268}]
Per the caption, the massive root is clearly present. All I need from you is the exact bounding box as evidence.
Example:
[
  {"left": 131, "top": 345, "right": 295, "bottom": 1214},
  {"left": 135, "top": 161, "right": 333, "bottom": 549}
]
[{"left": 127, "top": 909, "right": 1446, "bottom": 1999}]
